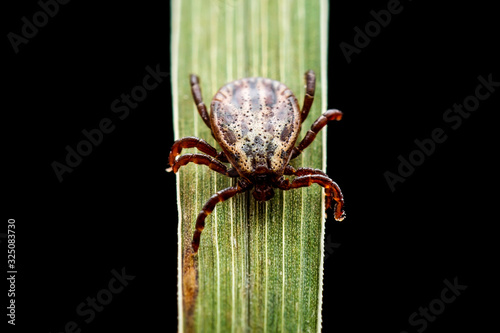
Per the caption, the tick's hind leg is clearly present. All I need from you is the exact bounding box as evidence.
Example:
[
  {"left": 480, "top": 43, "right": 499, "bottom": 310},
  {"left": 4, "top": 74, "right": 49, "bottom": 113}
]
[
  {"left": 277, "top": 173, "right": 345, "bottom": 221},
  {"left": 190, "top": 74, "right": 212, "bottom": 130},
  {"left": 301, "top": 70, "right": 316, "bottom": 123},
  {"left": 291, "top": 109, "right": 343, "bottom": 160},
  {"left": 192, "top": 180, "right": 251, "bottom": 252}
]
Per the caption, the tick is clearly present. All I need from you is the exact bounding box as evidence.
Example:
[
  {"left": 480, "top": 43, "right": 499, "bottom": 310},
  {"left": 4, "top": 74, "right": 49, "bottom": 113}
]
[{"left": 168, "top": 70, "right": 345, "bottom": 252}]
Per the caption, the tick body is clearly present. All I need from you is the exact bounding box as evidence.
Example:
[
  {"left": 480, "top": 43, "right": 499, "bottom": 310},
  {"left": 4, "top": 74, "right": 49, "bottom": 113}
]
[
  {"left": 212, "top": 77, "right": 301, "bottom": 183},
  {"left": 168, "top": 70, "right": 345, "bottom": 252}
]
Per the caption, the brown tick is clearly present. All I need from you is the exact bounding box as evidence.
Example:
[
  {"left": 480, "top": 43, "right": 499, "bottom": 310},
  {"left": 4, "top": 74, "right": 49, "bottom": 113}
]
[{"left": 168, "top": 70, "right": 345, "bottom": 252}]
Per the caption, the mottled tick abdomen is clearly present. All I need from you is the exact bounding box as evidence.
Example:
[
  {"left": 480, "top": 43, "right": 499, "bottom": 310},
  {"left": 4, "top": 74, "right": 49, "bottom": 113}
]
[{"left": 210, "top": 77, "right": 301, "bottom": 177}]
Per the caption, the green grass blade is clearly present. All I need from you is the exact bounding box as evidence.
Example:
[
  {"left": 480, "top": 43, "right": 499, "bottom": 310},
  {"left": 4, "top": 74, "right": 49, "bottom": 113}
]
[{"left": 172, "top": 0, "right": 329, "bottom": 331}]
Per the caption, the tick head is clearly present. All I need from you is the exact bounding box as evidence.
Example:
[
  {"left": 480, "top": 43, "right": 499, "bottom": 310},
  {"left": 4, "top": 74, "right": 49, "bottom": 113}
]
[
  {"left": 251, "top": 167, "right": 276, "bottom": 201},
  {"left": 252, "top": 182, "right": 274, "bottom": 201}
]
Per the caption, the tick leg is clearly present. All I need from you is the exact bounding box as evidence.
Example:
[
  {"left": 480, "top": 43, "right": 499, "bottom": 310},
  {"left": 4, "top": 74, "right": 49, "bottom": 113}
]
[
  {"left": 168, "top": 153, "right": 238, "bottom": 177},
  {"left": 168, "top": 136, "right": 227, "bottom": 169},
  {"left": 277, "top": 174, "right": 345, "bottom": 221},
  {"left": 193, "top": 180, "right": 251, "bottom": 252},
  {"left": 291, "top": 109, "right": 343, "bottom": 160},
  {"left": 284, "top": 165, "right": 328, "bottom": 177},
  {"left": 301, "top": 70, "right": 316, "bottom": 123},
  {"left": 284, "top": 166, "right": 334, "bottom": 209},
  {"left": 190, "top": 74, "right": 212, "bottom": 130}
]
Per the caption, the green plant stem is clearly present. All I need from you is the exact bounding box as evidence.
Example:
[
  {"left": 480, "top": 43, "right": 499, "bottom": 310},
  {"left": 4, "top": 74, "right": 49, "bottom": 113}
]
[{"left": 172, "top": 0, "right": 329, "bottom": 331}]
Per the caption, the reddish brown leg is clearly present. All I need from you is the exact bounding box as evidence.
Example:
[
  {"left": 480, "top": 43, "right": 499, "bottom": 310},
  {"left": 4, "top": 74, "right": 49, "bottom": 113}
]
[
  {"left": 192, "top": 180, "right": 252, "bottom": 252},
  {"left": 168, "top": 153, "right": 239, "bottom": 177},
  {"left": 190, "top": 74, "right": 212, "bottom": 130},
  {"left": 277, "top": 174, "right": 345, "bottom": 221},
  {"left": 284, "top": 165, "right": 328, "bottom": 177},
  {"left": 284, "top": 166, "right": 335, "bottom": 209},
  {"left": 301, "top": 70, "right": 316, "bottom": 123},
  {"left": 291, "top": 109, "right": 343, "bottom": 159},
  {"left": 167, "top": 136, "right": 228, "bottom": 170}
]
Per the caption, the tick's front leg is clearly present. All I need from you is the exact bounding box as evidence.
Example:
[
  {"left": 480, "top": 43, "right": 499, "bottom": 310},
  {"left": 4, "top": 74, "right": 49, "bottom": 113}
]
[
  {"left": 291, "top": 109, "right": 343, "bottom": 160},
  {"left": 284, "top": 165, "right": 328, "bottom": 177},
  {"left": 167, "top": 153, "right": 239, "bottom": 177},
  {"left": 192, "top": 180, "right": 252, "bottom": 252},
  {"left": 277, "top": 173, "right": 345, "bottom": 221},
  {"left": 168, "top": 136, "right": 228, "bottom": 168}
]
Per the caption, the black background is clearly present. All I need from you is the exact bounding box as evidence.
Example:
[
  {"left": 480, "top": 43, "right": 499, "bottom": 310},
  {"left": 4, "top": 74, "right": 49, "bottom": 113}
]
[{"left": 4, "top": 0, "right": 498, "bottom": 332}]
